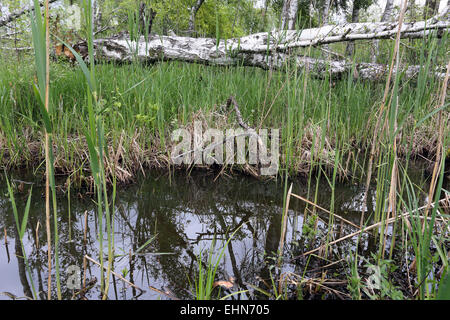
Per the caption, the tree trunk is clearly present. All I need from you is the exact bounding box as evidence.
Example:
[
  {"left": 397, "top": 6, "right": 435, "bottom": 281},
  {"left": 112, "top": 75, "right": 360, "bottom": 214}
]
[
  {"left": 321, "top": 0, "right": 332, "bottom": 26},
  {"left": 188, "top": 0, "right": 206, "bottom": 35},
  {"left": 88, "top": 13, "right": 448, "bottom": 55},
  {"left": 262, "top": 0, "right": 270, "bottom": 29},
  {"left": 345, "top": 1, "right": 361, "bottom": 57},
  {"left": 76, "top": 14, "right": 448, "bottom": 81},
  {"left": 139, "top": 2, "right": 157, "bottom": 36},
  {"left": 321, "top": 0, "right": 332, "bottom": 58},
  {"left": 423, "top": 0, "right": 439, "bottom": 18},
  {"left": 93, "top": 0, "right": 102, "bottom": 34},
  {"left": 281, "top": 0, "right": 299, "bottom": 30},
  {"left": 408, "top": 0, "right": 417, "bottom": 20},
  {"left": 373, "top": 0, "right": 395, "bottom": 63},
  {"left": 381, "top": 0, "right": 395, "bottom": 22}
]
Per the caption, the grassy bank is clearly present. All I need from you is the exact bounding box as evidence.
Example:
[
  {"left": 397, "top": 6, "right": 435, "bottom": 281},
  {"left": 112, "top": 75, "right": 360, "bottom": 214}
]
[{"left": 0, "top": 43, "right": 447, "bottom": 186}]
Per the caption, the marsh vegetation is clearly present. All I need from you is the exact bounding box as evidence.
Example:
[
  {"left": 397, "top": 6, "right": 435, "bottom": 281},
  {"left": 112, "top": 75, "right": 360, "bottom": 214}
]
[{"left": 0, "top": 0, "right": 448, "bottom": 300}]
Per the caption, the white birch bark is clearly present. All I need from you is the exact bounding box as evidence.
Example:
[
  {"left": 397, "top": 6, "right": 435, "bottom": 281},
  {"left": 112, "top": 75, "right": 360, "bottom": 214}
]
[
  {"left": 88, "top": 36, "right": 447, "bottom": 80},
  {"left": 321, "top": 0, "right": 332, "bottom": 57},
  {"left": 281, "top": 0, "right": 299, "bottom": 30},
  {"left": 91, "top": 14, "right": 447, "bottom": 55},
  {"left": 78, "top": 12, "right": 448, "bottom": 81},
  {"left": 188, "top": 0, "right": 206, "bottom": 35},
  {"left": 321, "top": 0, "right": 332, "bottom": 25},
  {"left": 345, "top": 1, "right": 361, "bottom": 57},
  {"left": 373, "top": 0, "right": 395, "bottom": 63},
  {"left": 381, "top": 0, "right": 395, "bottom": 22}
]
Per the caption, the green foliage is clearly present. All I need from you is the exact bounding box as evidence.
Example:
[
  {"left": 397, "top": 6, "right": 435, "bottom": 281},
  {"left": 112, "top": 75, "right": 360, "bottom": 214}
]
[
  {"left": 302, "top": 215, "right": 318, "bottom": 241},
  {"left": 80, "top": 0, "right": 267, "bottom": 38},
  {"left": 346, "top": 254, "right": 362, "bottom": 300},
  {"left": 437, "top": 273, "right": 450, "bottom": 300}
]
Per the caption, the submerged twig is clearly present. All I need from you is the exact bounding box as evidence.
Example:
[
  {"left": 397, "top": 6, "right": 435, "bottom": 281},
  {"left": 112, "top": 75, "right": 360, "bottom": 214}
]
[{"left": 148, "top": 285, "right": 180, "bottom": 300}]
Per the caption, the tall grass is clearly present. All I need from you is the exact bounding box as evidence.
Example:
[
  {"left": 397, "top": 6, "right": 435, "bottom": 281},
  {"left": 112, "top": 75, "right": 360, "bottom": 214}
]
[
  {"left": 0, "top": 59, "right": 443, "bottom": 181},
  {"left": 27, "top": 0, "right": 117, "bottom": 299},
  {"left": 76, "top": 0, "right": 115, "bottom": 299}
]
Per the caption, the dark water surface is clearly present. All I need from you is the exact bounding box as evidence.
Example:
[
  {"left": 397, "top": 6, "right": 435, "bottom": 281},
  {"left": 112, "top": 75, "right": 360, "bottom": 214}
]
[{"left": 0, "top": 166, "right": 431, "bottom": 300}]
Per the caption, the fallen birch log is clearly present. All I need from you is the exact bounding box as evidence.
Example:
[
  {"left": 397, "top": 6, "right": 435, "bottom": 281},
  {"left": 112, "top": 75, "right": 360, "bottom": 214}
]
[
  {"left": 69, "top": 9, "right": 449, "bottom": 80},
  {"left": 79, "top": 37, "right": 447, "bottom": 80}
]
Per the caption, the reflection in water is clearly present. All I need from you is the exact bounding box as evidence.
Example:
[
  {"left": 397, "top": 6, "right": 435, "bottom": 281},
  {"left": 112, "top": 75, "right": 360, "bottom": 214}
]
[{"left": 0, "top": 167, "right": 430, "bottom": 300}]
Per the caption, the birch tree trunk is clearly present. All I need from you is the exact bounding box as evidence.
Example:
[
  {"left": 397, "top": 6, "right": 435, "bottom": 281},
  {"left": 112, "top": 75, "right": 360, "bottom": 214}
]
[
  {"left": 381, "top": 0, "right": 395, "bottom": 22},
  {"left": 87, "top": 36, "right": 447, "bottom": 80},
  {"left": 407, "top": 0, "right": 417, "bottom": 20},
  {"left": 281, "top": 0, "right": 299, "bottom": 30},
  {"left": 372, "top": 0, "right": 395, "bottom": 63},
  {"left": 188, "top": 0, "right": 206, "bottom": 35},
  {"left": 321, "top": 0, "right": 332, "bottom": 58},
  {"left": 423, "top": 0, "right": 439, "bottom": 18},
  {"left": 321, "top": 0, "right": 332, "bottom": 25},
  {"left": 93, "top": 0, "right": 102, "bottom": 34},
  {"left": 138, "top": 2, "right": 157, "bottom": 36},
  {"left": 345, "top": 1, "right": 361, "bottom": 57}
]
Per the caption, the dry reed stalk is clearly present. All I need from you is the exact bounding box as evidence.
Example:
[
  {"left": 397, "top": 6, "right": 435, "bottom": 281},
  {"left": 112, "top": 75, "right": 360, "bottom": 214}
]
[
  {"left": 280, "top": 272, "right": 350, "bottom": 299},
  {"left": 35, "top": 221, "right": 40, "bottom": 250},
  {"left": 422, "top": 60, "right": 450, "bottom": 228},
  {"left": 382, "top": 1, "right": 409, "bottom": 258},
  {"left": 148, "top": 285, "right": 180, "bottom": 300},
  {"left": 83, "top": 255, "right": 87, "bottom": 289},
  {"left": 43, "top": 0, "right": 52, "bottom": 301},
  {"left": 4, "top": 227, "right": 9, "bottom": 263}
]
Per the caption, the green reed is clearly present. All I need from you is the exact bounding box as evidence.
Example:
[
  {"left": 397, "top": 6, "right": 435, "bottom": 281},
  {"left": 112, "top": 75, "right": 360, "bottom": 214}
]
[
  {"left": 56, "top": 0, "right": 116, "bottom": 299},
  {"left": 30, "top": 0, "right": 61, "bottom": 300}
]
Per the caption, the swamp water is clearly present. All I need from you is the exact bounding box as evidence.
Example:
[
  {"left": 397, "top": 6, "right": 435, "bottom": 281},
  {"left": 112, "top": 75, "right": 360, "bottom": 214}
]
[{"left": 0, "top": 165, "right": 433, "bottom": 300}]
